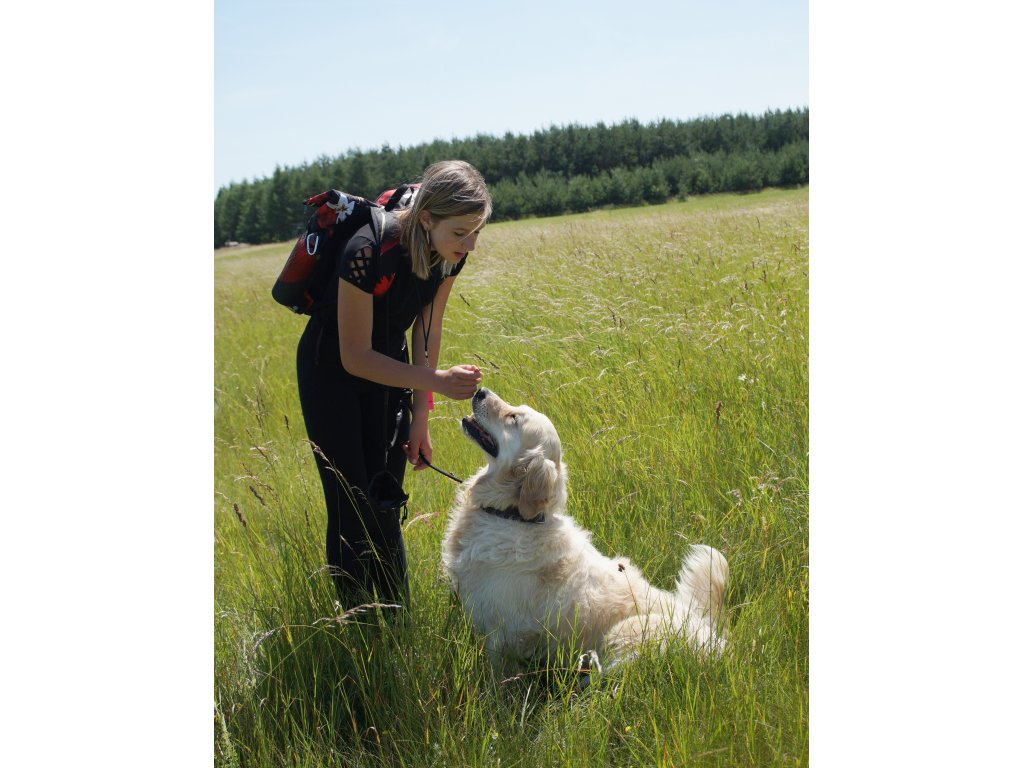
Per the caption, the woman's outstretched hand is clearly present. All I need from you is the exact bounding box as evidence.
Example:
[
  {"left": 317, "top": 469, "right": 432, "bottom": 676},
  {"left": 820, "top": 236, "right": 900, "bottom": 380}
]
[{"left": 435, "top": 364, "right": 483, "bottom": 400}]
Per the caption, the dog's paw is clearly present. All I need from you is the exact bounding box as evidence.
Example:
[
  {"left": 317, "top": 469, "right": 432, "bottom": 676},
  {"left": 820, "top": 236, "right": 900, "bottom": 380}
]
[
  {"left": 577, "top": 650, "right": 602, "bottom": 675},
  {"left": 575, "top": 650, "right": 603, "bottom": 694}
]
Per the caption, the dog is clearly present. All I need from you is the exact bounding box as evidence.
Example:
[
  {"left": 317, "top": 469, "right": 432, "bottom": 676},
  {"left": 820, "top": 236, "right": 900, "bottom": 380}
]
[{"left": 441, "top": 388, "right": 729, "bottom": 674}]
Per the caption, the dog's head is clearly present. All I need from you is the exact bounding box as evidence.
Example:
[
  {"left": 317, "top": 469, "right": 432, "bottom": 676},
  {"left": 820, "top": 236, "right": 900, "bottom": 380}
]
[{"left": 461, "top": 388, "right": 566, "bottom": 520}]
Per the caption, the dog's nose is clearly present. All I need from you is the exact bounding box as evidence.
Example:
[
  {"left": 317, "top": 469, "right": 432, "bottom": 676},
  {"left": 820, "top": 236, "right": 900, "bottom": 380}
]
[{"left": 474, "top": 388, "right": 489, "bottom": 403}]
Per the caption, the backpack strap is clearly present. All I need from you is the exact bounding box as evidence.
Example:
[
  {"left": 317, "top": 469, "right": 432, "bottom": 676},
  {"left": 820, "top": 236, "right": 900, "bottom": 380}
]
[
  {"left": 377, "top": 183, "right": 419, "bottom": 211},
  {"left": 373, "top": 207, "right": 404, "bottom": 255}
]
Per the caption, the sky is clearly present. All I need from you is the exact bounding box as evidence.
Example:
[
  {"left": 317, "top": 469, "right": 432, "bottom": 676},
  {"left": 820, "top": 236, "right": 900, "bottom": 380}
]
[{"left": 215, "top": 0, "right": 808, "bottom": 194}]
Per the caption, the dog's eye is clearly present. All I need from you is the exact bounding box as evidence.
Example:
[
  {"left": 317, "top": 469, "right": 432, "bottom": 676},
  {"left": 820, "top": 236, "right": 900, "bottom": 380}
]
[{"left": 508, "top": 414, "right": 518, "bottom": 423}]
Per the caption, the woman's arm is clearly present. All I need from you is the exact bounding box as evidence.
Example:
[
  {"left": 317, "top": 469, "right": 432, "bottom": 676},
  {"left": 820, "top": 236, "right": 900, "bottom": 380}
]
[{"left": 336, "top": 278, "right": 480, "bottom": 399}]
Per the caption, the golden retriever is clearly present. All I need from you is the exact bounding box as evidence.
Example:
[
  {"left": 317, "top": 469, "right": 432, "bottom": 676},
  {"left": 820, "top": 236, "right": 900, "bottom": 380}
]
[{"left": 441, "top": 388, "right": 729, "bottom": 673}]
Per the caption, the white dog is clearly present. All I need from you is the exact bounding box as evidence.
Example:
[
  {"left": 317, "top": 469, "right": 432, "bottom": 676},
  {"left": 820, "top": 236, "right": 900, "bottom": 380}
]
[{"left": 441, "top": 388, "right": 729, "bottom": 673}]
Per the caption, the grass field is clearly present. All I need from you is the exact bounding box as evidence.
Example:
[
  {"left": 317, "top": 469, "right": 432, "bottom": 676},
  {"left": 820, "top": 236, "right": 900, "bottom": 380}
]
[{"left": 214, "top": 187, "right": 809, "bottom": 767}]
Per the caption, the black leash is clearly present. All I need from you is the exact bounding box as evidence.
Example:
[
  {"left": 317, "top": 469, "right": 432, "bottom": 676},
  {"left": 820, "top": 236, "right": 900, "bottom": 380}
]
[{"left": 417, "top": 453, "right": 463, "bottom": 483}]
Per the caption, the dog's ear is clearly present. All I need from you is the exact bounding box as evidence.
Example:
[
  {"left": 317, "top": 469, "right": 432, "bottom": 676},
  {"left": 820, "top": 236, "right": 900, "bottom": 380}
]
[{"left": 515, "top": 448, "right": 559, "bottom": 520}]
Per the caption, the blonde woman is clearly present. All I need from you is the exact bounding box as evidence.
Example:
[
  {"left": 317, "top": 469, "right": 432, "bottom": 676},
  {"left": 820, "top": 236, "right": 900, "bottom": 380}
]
[{"left": 296, "top": 160, "right": 491, "bottom": 605}]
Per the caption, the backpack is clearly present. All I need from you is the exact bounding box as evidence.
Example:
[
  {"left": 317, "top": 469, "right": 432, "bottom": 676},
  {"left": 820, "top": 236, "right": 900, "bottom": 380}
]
[{"left": 271, "top": 183, "right": 420, "bottom": 314}]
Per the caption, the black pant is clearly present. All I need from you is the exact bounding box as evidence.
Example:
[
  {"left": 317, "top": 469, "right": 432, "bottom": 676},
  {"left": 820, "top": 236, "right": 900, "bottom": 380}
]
[{"left": 296, "top": 317, "right": 411, "bottom": 605}]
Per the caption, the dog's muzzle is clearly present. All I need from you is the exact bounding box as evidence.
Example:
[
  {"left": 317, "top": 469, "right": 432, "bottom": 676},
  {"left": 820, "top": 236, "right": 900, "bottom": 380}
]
[{"left": 462, "top": 415, "right": 499, "bottom": 458}]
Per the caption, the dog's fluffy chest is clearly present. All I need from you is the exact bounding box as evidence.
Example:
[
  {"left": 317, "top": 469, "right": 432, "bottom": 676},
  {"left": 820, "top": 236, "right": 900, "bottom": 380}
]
[{"left": 442, "top": 507, "right": 580, "bottom": 574}]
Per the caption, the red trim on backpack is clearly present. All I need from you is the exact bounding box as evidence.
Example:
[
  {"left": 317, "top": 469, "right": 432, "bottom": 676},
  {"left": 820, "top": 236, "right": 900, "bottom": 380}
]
[
  {"left": 304, "top": 190, "right": 331, "bottom": 207},
  {"left": 277, "top": 236, "right": 315, "bottom": 284}
]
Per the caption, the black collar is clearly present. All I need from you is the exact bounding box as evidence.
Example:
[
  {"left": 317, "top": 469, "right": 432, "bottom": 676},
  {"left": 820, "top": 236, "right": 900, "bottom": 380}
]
[{"left": 480, "top": 506, "right": 545, "bottom": 524}]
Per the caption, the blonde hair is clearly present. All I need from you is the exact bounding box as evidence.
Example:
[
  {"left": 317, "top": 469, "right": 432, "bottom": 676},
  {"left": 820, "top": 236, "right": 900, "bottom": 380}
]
[{"left": 399, "top": 160, "right": 492, "bottom": 279}]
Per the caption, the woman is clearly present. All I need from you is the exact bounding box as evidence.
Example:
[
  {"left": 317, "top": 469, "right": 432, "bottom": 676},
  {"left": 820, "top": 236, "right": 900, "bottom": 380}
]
[{"left": 296, "top": 160, "right": 491, "bottom": 605}]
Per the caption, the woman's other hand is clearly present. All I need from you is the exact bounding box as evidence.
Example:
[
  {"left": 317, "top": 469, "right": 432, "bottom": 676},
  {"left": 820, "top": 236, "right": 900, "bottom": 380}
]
[{"left": 404, "top": 418, "right": 432, "bottom": 471}]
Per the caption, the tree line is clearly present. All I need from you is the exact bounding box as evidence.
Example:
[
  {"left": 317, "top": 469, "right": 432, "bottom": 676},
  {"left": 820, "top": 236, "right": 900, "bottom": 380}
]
[{"left": 214, "top": 108, "right": 808, "bottom": 247}]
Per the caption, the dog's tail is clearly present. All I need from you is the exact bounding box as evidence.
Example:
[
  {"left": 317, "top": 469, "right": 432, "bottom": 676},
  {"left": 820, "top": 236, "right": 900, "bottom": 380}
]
[{"left": 675, "top": 544, "right": 729, "bottom": 621}]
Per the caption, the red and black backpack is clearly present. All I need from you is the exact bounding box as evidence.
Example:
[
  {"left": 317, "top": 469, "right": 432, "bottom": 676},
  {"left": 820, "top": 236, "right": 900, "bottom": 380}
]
[{"left": 271, "top": 183, "right": 420, "bottom": 314}]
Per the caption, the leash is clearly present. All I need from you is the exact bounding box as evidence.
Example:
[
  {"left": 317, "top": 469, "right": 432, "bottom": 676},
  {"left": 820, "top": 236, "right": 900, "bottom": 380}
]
[{"left": 417, "top": 453, "right": 464, "bottom": 483}]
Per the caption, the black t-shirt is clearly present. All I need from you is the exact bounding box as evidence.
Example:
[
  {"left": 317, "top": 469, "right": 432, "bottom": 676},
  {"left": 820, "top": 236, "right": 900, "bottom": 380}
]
[{"left": 328, "top": 210, "right": 466, "bottom": 365}]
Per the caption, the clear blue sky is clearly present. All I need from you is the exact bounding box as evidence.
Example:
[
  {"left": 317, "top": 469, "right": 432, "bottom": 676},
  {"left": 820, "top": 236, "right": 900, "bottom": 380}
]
[{"left": 215, "top": 0, "right": 807, "bottom": 194}]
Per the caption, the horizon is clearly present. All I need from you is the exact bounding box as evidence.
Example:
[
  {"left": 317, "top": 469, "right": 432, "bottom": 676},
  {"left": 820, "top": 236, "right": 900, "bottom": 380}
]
[{"left": 213, "top": 106, "right": 809, "bottom": 193}]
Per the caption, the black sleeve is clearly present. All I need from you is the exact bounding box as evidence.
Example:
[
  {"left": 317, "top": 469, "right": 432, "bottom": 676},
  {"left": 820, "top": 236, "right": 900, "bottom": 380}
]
[
  {"left": 335, "top": 222, "right": 378, "bottom": 294},
  {"left": 447, "top": 254, "right": 468, "bottom": 279}
]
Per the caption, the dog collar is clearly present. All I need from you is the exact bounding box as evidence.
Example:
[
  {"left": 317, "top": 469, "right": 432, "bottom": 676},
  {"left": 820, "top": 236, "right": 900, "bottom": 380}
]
[{"left": 480, "top": 506, "right": 545, "bottom": 524}]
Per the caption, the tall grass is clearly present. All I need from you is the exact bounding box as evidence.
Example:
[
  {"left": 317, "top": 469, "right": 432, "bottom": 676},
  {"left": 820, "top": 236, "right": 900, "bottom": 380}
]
[{"left": 215, "top": 188, "right": 809, "bottom": 766}]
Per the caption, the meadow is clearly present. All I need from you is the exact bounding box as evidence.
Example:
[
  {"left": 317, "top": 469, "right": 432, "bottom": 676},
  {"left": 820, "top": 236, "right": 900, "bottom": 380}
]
[{"left": 214, "top": 187, "right": 809, "bottom": 767}]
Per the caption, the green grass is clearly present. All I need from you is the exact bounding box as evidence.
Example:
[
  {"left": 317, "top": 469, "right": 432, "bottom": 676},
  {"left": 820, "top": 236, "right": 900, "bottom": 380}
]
[{"left": 215, "top": 188, "right": 809, "bottom": 767}]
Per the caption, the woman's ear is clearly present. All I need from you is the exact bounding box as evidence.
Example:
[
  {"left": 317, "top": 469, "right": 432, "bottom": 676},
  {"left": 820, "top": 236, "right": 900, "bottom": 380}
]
[
  {"left": 516, "top": 449, "right": 559, "bottom": 520},
  {"left": 418, "top": 211, "right": 433, "bottom": 230}
]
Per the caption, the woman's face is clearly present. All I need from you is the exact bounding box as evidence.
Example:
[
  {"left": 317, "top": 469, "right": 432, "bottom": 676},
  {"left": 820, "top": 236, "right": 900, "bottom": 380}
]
[{"left": 421, "top": 212, "right": 486, "bottom": 265}]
